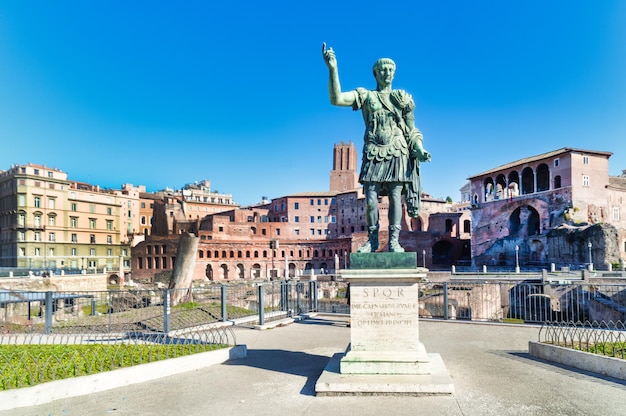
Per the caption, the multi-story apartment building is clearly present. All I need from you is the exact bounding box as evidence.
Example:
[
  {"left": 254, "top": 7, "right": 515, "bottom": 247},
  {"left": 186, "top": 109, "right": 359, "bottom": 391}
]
[
  {"left": 469, "top": 148, "right": 626, "bottom": 268},
  {"left": 0, "top": 164, "right": 134, "bottom": 274}
]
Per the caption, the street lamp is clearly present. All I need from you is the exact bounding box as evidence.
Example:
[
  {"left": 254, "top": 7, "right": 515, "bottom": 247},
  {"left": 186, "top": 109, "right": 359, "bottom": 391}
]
[
  {"left": 588, "top": 242, "right": 593, "bottom": 271},
  {"left": 422, "top": 249, "right": 426, "bottom": 268},
  {"left": 515, "top": 245, "right": 520, "bottom": 273}
]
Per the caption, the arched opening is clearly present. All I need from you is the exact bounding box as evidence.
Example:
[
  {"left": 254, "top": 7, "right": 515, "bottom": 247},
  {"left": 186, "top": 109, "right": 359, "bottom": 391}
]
[
  {"left": 252, "top": 263, "right": 262, "bottom": 278},
  {"left": 411, "top": 216, "right": 423, "bottom": 231},
  {"left": 463, "top": 219, "right": 471, "bottom": 233},
  {"left": 432, "top": 240, "right": 454, "bottom": 266},
  {"left": 509, "top": 206, "right": 541, "bottom": 237},
  {"left": 508, "top": 171, "right": 520, "bottom": 197},
  {"left": 495, "top": 174, "right": 506, "bottom": 199},
  {"left": 521, "top": 167, "right": 534, "bottom": 194},
  {"left": 236, "top": 263, "right": 245, "bottom": 279},
  {"left": 288, "top": 262, "right": 297, "bottom": 278},
  {"left": 536, "top": 163, "right": 550, "bottom": 192},
  {"left": 220, "top": 264, "right": 228, "bottom": 279},
  {"left": 206, "top": 264, "right": 213, "bottom": 280},
  {"left": 483, "top": 177, "right": 495, "bottom": 201},
  {"left": 554, "top": 175, "right": 561, "bottom": 189}
]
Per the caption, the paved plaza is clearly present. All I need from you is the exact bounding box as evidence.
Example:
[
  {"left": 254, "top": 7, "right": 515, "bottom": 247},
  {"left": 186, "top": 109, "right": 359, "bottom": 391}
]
[{"left": 2, "top": 316, "right": 626, "bottom": 416}]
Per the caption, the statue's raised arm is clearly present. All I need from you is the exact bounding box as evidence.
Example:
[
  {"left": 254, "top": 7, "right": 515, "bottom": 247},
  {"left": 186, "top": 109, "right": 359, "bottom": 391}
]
[{"left": 322, "top": 43, "right": 355, "bottom": 107}]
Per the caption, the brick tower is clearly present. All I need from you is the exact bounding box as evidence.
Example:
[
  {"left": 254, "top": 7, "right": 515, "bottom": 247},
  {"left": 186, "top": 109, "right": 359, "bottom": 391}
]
[{"left": 330, "top": 141, "right": 358, "bottom": 192}]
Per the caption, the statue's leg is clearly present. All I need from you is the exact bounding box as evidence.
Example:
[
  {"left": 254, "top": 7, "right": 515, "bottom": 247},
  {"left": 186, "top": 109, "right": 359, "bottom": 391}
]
[
  {"left": 387, "top": 183, "right": 405, "bottom": 253},
  {"left": 357, "top": 182, "right": 380, "bottom": 253}
]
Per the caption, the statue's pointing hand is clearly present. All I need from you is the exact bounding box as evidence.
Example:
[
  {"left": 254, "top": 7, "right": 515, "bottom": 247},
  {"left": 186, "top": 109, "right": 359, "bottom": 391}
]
[{"left": 322, "top": 42, "right": 337, "bottom": 70}]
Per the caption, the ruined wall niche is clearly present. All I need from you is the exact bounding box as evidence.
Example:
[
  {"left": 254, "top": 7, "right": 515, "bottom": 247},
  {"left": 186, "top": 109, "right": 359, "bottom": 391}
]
[{"left": 509, "top": 205, "right": 541, "bottom": 237}]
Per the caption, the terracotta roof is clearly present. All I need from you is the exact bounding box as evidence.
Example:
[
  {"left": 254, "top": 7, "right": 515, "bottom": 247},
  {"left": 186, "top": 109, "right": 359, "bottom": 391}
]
[{"left": 468, "top": 147, "right": 613, "bottom": 179}]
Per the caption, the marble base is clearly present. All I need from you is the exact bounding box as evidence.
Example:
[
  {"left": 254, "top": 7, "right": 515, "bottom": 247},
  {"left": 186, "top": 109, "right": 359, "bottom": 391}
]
[{"left": 316, "top": 351, "right": 454, "bottom": 396}]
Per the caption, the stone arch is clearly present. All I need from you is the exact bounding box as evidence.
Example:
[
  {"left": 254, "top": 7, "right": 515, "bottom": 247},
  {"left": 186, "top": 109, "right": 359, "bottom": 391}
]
[
  {"left": 219, "top": 264, "right": 228, "bottom": 279},
  {"left": 521, "top": 167, "right": 534, "bottom": 194},
  {"left": 495, "top": 174, "right": 506, "bottom": 199},
  {"left": 288, "top": 262, "right": 297, "bottom": 277},
  {"left": 206, "top": 264, "right": 213, "bottom": 280},
  {"left": 432, "top": 240, "right": 454, "bottom": 266},
  {"left": 411, "top": 216, "right": 424, "bottom": 231},
  {"left": 483, "top": 177, "right": 495, "bottom": 201},
  {"left": 509, "top": 205, "right": 541, "bottom": 237},
  {"left": 508, "top": 171, "right": 519, "bottom": 196},
  {"left": 251, "top": 263, "right": 262, "bottom": 278},
  {"left": 536, "top": 163, "right": 550, "bottom": 192},
  {"left": 236, "top": 263, "right": 245, "bottom": 279}
]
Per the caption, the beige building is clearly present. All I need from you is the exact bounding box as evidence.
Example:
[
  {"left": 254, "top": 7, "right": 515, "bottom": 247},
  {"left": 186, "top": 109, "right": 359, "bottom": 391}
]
[{"left": 0, "top": 164, "right": 135, "bottom": 275}]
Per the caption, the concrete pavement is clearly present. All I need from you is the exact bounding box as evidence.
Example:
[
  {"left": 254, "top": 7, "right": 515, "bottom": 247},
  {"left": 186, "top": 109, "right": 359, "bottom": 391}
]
[{"left": 2, "top": 315, "right": 626, "bottom": 416}]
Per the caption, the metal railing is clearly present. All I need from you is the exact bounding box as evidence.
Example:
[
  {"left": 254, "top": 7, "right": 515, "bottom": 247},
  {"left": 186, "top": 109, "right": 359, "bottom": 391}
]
[
  {"left": 538, "top": 320, "right": 626, "bottom": 359},
  {"left": 3, "top": 280, "right": 626, "bottom": 333}
]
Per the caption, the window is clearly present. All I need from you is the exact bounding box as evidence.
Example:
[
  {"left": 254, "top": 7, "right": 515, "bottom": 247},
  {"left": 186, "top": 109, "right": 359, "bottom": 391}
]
[
  {"left": 18, "top": 194, "right": 26, "bottom": 206},
  {"left": 35, "top": 247, "right": 41, "bottom": 256},
  {"left": 34, "top": 215, "right": 42, "bottom": 227},
  {"left": 582, "top": 175, "right": 590, "bottom": 187},
  {"left": 583, "top": 156, "right": 589, "bottom": 165},
  {"left": 554, "top": 158, "right": 559, "bottom": 167},
  {"left": 276, "top": 228, "right": 281, "bottom": 236},
  {"left": 71, "top": 248, "right": 77, "bottom": 256},
  {"left": 71, "top": 233, "right": 77, "bottom": 242},
  {"left": 34, "top": 196, "right": 41, "bottom": 208},
  {"left": 71, "top": 203, "right": 77, "bottom": 211},
  {"left": 48, "top": 215, "right": 55, "bottom": 226},
  {"left": 18, "top": 231, "right": 25, "bottom": 241},
  {"left": 310, "top": 199, "right": 314, "bottom": 205},
  {"left": 18, "top": 213, "right": 25, "bottom": 227},
  {"left": 90, "top": 248, "right": 96, "bottom": 256},
  {"left": 107, "top": 235, "right": 112, "bottom": 244},
  {"left": 295, "top": 229, "right": 300, "bottom": 235},
  {"left": 48, "top": 198, "right": 55, "bottom": 209},
  {"left": 90, "top": 205, "right": 95, "bottom": 213},
  {"left": 294, "top": 202, "right": 299, "bottom": 209},
  {"left": 107, "top": 207, "right": 112, "bottom": 215},
  {"left": 90, "top": 234, "right": 96, "bottom": 243},
  {"left": 49, "top": 232, "right": 55, "bottom": 242},
  {"left": 34, "top": 231, "right": 41, "bottom": 241},
  {"left": 614, "top": 207, "right": 620, "bottom": 221},
  {"left": 107, "top": 220, "right": 113, "bottom": 230},
  {"left": 71, "top": 217, "right": 78, "bottom": 228},
  {"left": 310, "top": 216, "right": 315, "bottom": 223},
  {"left": 294, "top": 216, "right": 300, "bottom": 222},
  {"left": 90, "top": 218, "right": 96, "bottom": 229}
]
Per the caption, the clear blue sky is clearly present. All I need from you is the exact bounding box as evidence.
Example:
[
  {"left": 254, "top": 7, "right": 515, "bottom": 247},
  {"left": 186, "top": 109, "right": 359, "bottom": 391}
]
[{"left": 1, "top": 1, "right": 625, "bottom": 205}]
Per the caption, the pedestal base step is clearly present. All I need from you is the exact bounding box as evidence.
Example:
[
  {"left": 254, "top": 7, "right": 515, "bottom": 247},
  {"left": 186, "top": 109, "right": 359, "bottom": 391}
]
[{"left": 316, "top": 352, "right": 454, "bottom": 396}]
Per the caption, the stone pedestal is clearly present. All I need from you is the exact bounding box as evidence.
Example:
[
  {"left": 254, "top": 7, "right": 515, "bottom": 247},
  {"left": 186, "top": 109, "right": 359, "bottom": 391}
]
[{"left": 315, "top": 252, "right": 453, "bottom": 395}]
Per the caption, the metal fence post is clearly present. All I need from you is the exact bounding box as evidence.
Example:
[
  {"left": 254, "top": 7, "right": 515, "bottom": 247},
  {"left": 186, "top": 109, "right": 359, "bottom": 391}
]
[
  {"left": 44, "top": 291, "right": 53, "bottom": 334},
  {"left": 296, "top": 281, "right": 301, "bottom": 314},
  {"left": 258, "top": 284, "right": 265, "bottom": 326},
  {"left": 221, "top": 284, "right": 227, "bottom": 322},
  {"left": 443, "top": 282, "right": 449, "bottom": 320},
  {"left": 163, "top": 289, "right": 171, "bottom": 334},
  {"left": 309, "top": 280, "right": 318, "bottom": 312}
]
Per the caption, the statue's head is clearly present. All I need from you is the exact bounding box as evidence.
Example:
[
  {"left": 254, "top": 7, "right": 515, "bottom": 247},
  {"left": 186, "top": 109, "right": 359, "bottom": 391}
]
[{"left": 372, "top": 58, "right": 396, "bottom": 86}]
